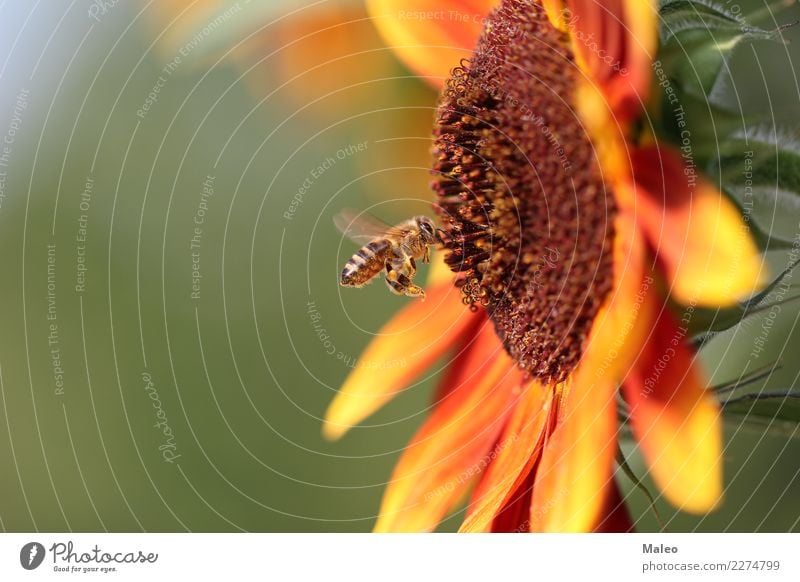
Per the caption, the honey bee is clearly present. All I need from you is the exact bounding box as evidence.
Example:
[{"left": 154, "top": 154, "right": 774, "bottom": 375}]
[{"left": 335, "top": 210, "right": 441, "bottom": 298}]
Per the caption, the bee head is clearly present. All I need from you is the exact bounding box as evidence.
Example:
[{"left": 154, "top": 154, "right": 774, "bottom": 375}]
[{"left": 416, "top": 216, "right": 440, "bottom": 245}]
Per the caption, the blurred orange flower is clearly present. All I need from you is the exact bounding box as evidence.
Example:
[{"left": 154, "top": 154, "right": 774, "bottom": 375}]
[
  {"left": 325, "top": 0, "right": 766, "bottom": 532},
  {"left": 366, "top": 0, "right": 498, "bottom": 87}
]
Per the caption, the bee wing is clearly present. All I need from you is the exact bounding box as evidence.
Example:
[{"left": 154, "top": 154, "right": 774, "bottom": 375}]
[{"left": 334, "top": 209, "right": 409, "bottom": 244}]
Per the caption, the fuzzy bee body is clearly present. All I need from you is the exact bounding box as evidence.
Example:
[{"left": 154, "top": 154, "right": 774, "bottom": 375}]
[
  {"left": 341, "top": 238, "right": 393, "bottom": 288},
  {"left": 336, "top": 213, "right": 440, "bottom": 298}
]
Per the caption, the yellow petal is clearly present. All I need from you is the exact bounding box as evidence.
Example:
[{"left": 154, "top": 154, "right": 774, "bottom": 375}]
[
  {"left": 366, "top": 0, "right": 497, "bottom": 87},
  {"left": 632, "top": 145, "right": 767, "bottom": 307},
  {"left": 427, "top": 253, "right": 458, "bottom": 287},
  {"left": 323, "top": 282, "right": 478, "bottom": 440}
]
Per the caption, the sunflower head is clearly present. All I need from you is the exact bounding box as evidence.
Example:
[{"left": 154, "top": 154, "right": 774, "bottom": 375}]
[{"left": 433, "top": 0, "right": 615, "bottom": 383}]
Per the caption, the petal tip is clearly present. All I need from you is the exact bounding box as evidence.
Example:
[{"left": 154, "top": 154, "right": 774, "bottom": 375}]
[{"left": 321, "top": 421, "right": 347, "bottom": 441}]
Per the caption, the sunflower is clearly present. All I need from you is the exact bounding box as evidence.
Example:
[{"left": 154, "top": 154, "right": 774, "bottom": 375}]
[{"left": 324, "top": 0, "right": 767, "bottom": 532}]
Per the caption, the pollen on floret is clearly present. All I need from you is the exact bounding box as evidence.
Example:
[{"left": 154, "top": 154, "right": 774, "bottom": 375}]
[{"left": 432, "top": 0, "right": 616, "bottom": 383}]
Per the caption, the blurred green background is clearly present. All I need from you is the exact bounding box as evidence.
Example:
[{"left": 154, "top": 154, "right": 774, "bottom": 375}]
[{"left": 0, "top": 0, "right": 798, "bottom": 532}]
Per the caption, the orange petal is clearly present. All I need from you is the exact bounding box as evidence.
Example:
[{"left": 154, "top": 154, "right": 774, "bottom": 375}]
[
  {"left": 459, "top": 380, "right": 556, "bottom": 532},
  {"left": 530, "top": 211, "right": 653, "bottom": 532},
  {"left": 271, "top": 5, "right": 411, "bottom": 118},
  {"left": 427, "top": 253, "right": 459, "bottom": 287},
  {"left": 632, "top": 145, "right": 766, "bottom": 307},
  {"left": 564, "top": 0, "right": 656, "bottom": 121},
  {"left": 622, "top": 305, "right": 723, "bottom": 513},
  {"left": 323, "top": 282, "right": 479, "bottom": 440},
  {"left": 366, "top": 0, "right": 497, "bottom": 88},
  {"left": 529, "top": 372, "right": 618, "bottom": 532},
  {"left": 374, "top": 326, "right": 521, "bottom": 532}
]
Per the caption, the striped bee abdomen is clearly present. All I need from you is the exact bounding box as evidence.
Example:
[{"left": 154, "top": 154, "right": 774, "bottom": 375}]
[{"left": 341, "top": 238, "right": 392, "bottom": 287}]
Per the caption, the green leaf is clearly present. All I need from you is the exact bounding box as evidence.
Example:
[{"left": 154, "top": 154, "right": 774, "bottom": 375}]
[
  {"left": 725, "top": 189, "right": 796, "bottom": 252},
  {"left": 654, "top": 85, "right": 747, "bottom": 167},
  {"left": 712, "top": 362, "right": 781, "bottom": 394},
  {"left": 715, "top": 128, "right": 800, "bottom": 195},
  {"left": 658, "top": 0, "right": 783, "bottom": 96},
  {"left": 723, "top": 391, "right": 800, "bottom": 438}
]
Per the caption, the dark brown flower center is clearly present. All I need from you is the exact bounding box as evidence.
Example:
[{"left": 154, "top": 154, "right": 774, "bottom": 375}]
[{"left": 433, "top": 0, "right": 617, "bottom": 383}]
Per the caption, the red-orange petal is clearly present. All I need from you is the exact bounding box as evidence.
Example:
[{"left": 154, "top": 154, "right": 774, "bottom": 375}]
[
  {"left": 622, "top": 305, "right": 723, "bottom": 513},
  {"left": 565, "top": 0, "right": 656, "bottom": 122},
  {"left": 529, "top": 371, "right": 618, "bottom": 532},
  {"left": 374, "top": 325, "right": 521, "bottom": 532},
  {"left": 366, "top": 0, "right": 497, "bottom": 88},
  {"left": 432, "top": 313, "right": 487, "bottom": 405},
  {"left": 490, "top": 468, "right": 537, "bottom": 532},
  {"left": 323, "top": 282, "right": 479, "bottom": 440},
  {"left": 459, "top": 380, "right": 556, "bottom": 532},
  {"left": 632, "top": 145, "right": 766, "bottom": 307},
  {"left": 593, "top": 477, "right": 635, "bottom": 532}
]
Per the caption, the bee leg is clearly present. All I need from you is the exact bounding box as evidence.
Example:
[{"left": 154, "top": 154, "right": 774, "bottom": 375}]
[
  {"left": 401, "top": 278, "right": 426, "bottom": 299},
  {"left": 385, "top": 277, "right": 408, "bottom": 296},
  {"left": 422, "top": 247, "right": 430, "bottom": 263},
  {"left": 385, "top": 260, "right": 425, "bottom": 298},
  {"left": 398, "top": 259, "right": 425, "bottom": 298},
  {"left": 387, "top": 274, "right": 424, "bottom": 298},
  {"left": 384, "top": 261, "right": 405, "bottom": 295}
]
